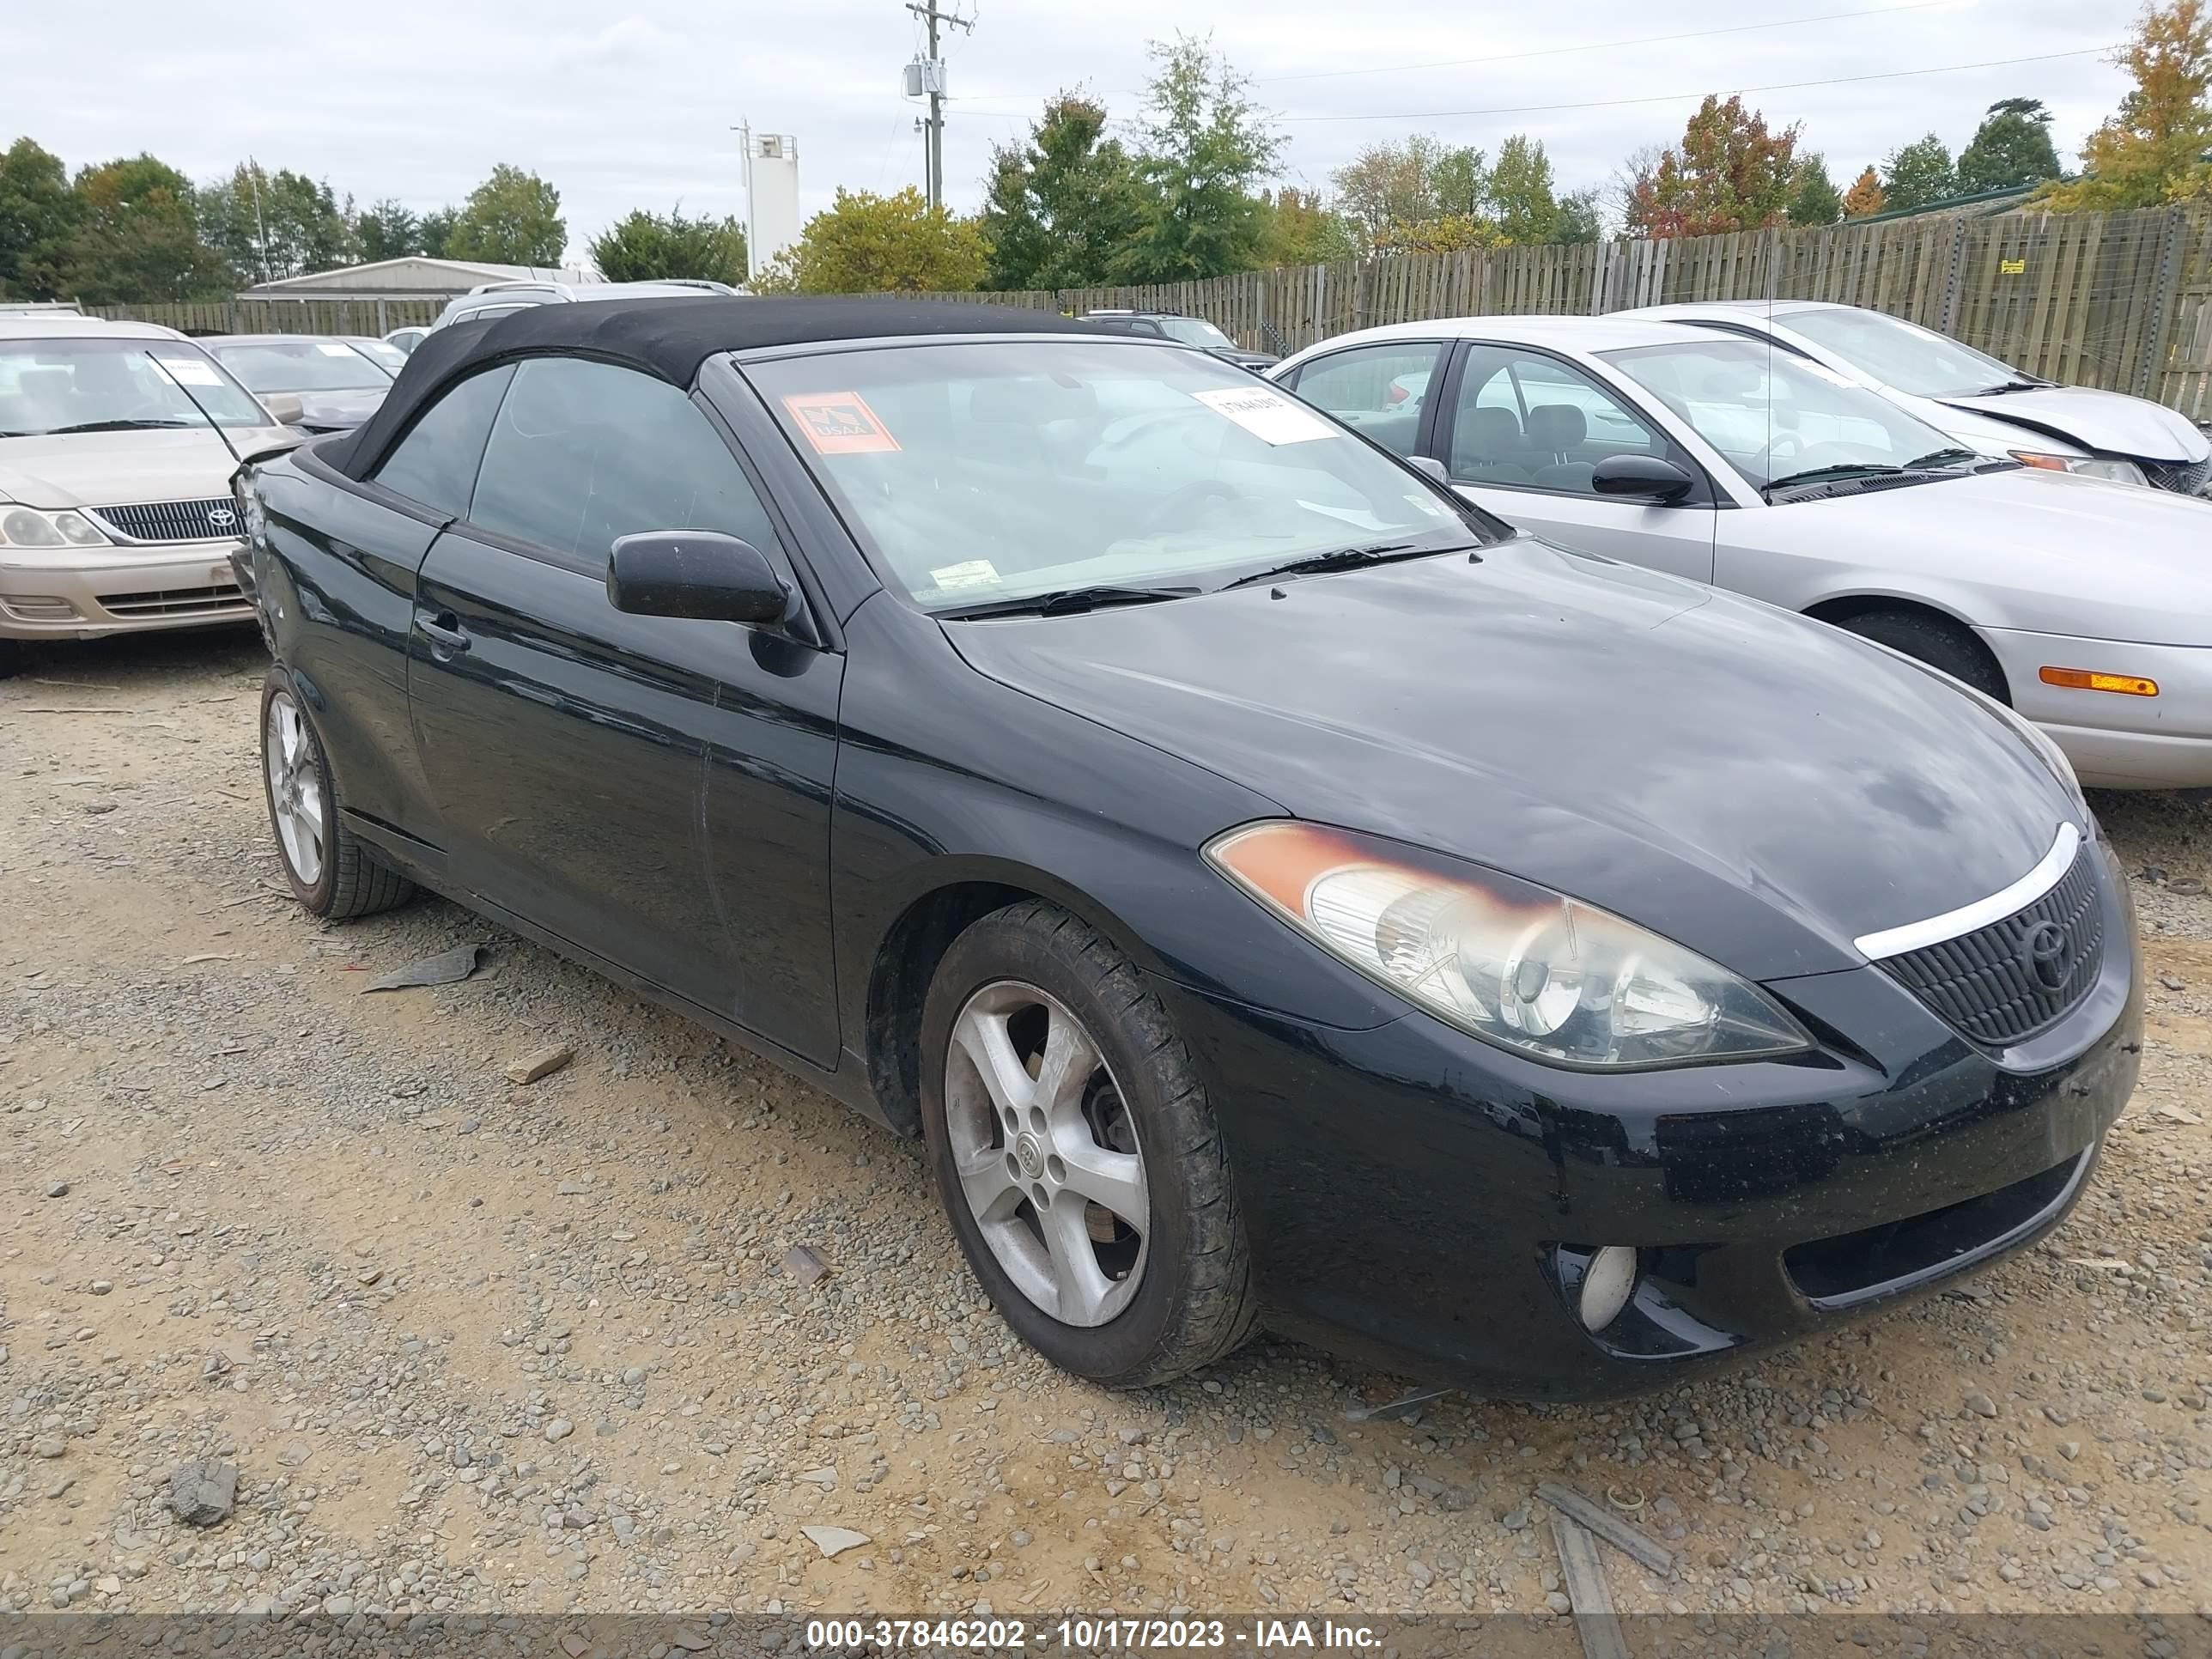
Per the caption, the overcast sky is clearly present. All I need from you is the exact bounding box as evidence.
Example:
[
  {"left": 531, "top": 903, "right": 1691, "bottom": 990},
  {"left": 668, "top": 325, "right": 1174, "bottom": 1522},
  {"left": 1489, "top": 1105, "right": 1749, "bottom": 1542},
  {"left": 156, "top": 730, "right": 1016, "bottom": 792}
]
[{"left": 13, "top": 0, "right": 2135, "bottom": 266}]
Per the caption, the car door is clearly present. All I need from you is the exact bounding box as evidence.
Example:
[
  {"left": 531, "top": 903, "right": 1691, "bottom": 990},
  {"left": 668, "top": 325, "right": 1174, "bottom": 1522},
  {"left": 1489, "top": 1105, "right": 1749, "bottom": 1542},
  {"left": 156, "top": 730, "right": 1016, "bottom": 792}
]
[
  {"left": 405, "top": 354, "right": 844, "bottom": 1062},
  {"left": 1432, "top": 342, "right": 1718, "bottom": 583},
  {"left": 1279, "top": 340, "right": 1447, "bottom": 464}
]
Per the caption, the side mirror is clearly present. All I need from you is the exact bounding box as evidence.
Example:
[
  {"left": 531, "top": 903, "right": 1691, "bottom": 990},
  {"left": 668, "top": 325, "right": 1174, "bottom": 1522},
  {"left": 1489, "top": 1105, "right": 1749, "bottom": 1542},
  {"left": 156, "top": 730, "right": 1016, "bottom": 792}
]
[
  {"left": 607, "top": 531, "right": 791, "bottom": 625},
  {"left": 1407, "top": 455, "right": 1449, "bottom": 485},
  {"left": 1591, "top": 453, "right": 1696, "bottom": 504},
  {"left": 260, "top": 392, "right": 306, "bottom": 426}
]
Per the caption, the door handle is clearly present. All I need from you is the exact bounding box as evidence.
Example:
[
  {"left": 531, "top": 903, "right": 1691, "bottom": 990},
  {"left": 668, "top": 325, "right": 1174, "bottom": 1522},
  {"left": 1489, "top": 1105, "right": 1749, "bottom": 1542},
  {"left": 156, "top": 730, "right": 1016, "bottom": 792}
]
[{"left": 418, "top": 612, "right": 471, "bottom": 655}]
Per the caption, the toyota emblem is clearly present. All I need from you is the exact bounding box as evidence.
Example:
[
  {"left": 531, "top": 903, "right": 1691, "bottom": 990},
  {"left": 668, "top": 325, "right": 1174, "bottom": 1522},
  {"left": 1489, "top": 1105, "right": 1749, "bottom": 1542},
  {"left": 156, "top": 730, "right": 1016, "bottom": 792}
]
[
  {"left": 2021, "top": 921, "right": 2070, "bottom": 992},
  {"left": 208, "top": 507, "right": 237, "bottom": 529}
]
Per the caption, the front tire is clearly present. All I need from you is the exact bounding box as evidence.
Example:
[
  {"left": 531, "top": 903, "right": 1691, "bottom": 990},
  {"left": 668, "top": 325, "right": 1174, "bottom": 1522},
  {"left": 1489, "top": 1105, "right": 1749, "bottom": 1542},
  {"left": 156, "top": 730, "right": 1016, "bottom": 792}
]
[
  {"left": 260, "top": 668, "right": 415, "bottom": 921},
  {"left": 920, "top": 901, "right": 1257, "bottom": 1389}
]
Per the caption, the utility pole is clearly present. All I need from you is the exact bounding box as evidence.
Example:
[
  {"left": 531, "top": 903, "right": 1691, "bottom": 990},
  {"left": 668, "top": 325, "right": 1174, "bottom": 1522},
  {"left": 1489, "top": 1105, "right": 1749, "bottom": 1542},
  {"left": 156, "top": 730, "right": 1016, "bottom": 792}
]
[
  {"left": 730, "top": 118, "right": 755, "bottom": 286},
  {"left": 903, "top": 0, "right": 972, "bottom": 210}
]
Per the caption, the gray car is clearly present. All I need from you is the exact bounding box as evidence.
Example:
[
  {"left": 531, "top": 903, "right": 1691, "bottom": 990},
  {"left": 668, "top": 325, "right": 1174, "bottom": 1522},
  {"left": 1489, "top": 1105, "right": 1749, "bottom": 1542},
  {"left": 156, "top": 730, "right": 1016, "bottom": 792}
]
[
  {"left": 1617, "top": 300, "right": 2212, "bottom": 495},
  {"left": 1273, "top": 314, "right": 2212, "bottom": 789}
]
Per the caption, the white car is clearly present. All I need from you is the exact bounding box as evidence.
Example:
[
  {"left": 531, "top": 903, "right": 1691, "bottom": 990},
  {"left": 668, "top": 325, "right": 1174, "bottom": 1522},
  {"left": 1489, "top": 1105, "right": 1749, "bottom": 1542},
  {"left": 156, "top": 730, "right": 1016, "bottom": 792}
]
[
  {"left": 1616, "top": 300, "right": 2211, "bottom": 495},
  {"left": 0, "top": 317, "right": 295, "bottom": 673},
  {"left": 1272, "top": 314, "right": 2212, "bottom": 789}
]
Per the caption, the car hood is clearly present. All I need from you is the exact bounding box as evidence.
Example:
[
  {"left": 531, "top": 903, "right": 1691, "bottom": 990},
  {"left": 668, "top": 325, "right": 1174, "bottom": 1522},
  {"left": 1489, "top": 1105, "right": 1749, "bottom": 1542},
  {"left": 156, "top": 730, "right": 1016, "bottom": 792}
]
[
  {"left": 945, "top": 540, "right": 2078, "bottom": 981},
  {"left": 1936, "top": 385, "right": 2210, "bottom": 465},
  {"left": 0, "top": 426, "right": 289, "bottom": 507},
  {"left": 287, "top": 387, "right": 390, "bottom": 431},
  {"left": 1212, "top": 349, "right": 1279, "bottom": 369}
]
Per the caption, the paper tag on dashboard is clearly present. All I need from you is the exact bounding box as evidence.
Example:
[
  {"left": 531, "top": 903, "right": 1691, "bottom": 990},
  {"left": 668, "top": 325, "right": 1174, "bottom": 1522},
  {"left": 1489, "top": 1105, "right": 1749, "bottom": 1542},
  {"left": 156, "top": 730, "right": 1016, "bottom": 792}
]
[
  {"left": 927, "top": 559, "right": 1000, "bottom": 591},
  {"left": 154, "top": 356, "right": 222, "bottom": 386},
  {"left": 317, "top": 342, "right": 356, "bottom": 356},
  {"left": 1189, "top": 386, "right": 1336, "bottom": 445}
]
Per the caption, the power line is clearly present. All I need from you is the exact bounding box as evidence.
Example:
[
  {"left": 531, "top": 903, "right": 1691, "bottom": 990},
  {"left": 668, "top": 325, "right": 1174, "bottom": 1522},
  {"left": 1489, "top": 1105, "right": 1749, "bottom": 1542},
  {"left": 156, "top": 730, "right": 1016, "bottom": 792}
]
[
  {"left": 1256, "top": 0, "right": 1954, "bottom": 84},
  {"left": 1276, "top": 45, "right": 2117, "bottom": 123}
]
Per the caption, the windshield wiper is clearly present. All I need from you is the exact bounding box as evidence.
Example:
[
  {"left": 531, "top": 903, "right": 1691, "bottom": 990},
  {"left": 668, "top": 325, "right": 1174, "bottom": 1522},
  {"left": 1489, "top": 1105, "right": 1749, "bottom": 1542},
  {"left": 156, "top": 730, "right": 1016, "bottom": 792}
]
[
  {"left": 1763, "top": 462, "right": 1906, "bottom": 495},
  {"left": 1901, "top": 447, "right": 1985, "bottom": 470},
  {"left": 40, "top": 419, "right": 197, "bottom": 434},
  {"left": 1222, "top": 539, "right": 1456, "bottom": 590},
  {"left": 936, "top": 583, "right": 1200, "bottom": 620},
  {"left": 1971, "top": 379, "right": 2053, "bottom": 395}
]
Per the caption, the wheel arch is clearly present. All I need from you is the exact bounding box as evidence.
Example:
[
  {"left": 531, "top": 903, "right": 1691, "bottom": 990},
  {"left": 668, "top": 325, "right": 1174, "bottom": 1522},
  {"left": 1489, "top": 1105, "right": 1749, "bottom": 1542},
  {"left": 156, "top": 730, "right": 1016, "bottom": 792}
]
[
  {"left": 1801, "top": 591, "right": 2011, "bottom": 702},
  {"left": 858, "top": 859, "right": 1169, "bottom": 1139}
]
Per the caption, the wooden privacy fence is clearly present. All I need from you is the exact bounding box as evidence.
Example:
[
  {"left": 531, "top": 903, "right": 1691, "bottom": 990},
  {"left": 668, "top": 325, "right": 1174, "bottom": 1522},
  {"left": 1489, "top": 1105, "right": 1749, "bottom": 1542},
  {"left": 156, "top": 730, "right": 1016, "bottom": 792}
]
[
  {"left": 81, "top": 207, "right": 2212, "bottom": 422},
  {"left": 84, "top": 296, "right": 446, "bottom": 337}
]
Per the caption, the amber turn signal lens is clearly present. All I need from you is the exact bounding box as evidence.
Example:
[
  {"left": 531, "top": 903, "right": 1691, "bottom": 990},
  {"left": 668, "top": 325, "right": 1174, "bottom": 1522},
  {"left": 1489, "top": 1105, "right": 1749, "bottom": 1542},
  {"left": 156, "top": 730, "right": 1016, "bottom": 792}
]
[{"left": 2039, "top": 665, "right": 2158, "bottom": 696}]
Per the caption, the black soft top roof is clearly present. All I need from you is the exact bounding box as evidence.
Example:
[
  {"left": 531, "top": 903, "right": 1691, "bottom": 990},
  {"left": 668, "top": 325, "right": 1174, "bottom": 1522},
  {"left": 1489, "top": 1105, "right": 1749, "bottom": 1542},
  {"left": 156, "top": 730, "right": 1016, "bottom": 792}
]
[{"left": 324, "top": 295, "right": 1110, "bottom": 480}]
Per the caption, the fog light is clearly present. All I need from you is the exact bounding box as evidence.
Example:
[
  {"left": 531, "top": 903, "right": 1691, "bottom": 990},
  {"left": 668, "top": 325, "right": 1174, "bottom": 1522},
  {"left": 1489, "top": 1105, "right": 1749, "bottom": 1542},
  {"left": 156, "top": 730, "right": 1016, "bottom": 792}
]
[{"left": 1578, "top": 1245, "right": 1639, "bottom": 1333}]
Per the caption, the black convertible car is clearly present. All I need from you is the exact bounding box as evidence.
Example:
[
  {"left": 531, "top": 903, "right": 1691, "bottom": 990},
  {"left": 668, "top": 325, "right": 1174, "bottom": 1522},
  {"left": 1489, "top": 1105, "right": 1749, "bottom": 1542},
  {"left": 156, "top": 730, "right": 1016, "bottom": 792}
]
[{"left": 234, "top": 297, "right": 2139, "bottom": 1400}]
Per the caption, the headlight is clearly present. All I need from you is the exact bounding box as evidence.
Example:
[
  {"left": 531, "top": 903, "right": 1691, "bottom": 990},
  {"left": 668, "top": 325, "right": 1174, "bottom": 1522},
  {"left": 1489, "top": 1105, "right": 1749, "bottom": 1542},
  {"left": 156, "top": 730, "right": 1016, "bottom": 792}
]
[
  {"left": 2011, "top": 451, "right": 2148, "bottom": 488},
  {"left": 0, "top": 507, "right": 111, "bottom": 548},
  {"left": 1206, "top": 822, "right": 1813, "bottom": 1070}
]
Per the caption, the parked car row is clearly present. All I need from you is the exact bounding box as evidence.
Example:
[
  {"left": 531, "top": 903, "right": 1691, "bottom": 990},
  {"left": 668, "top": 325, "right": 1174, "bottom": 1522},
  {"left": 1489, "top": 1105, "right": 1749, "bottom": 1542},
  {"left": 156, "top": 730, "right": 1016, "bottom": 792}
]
[
  {"left": 1270, "top": 310, "right": 2212, "bottom": 790},
  {"left": 226, "top": 295, "right": 2144, "bottom": 1401}
]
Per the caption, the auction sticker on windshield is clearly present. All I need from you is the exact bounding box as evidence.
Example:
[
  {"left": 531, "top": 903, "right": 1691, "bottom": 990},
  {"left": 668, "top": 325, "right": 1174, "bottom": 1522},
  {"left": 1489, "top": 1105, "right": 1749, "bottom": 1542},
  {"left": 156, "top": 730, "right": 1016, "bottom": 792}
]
[
  {"left": 1190, "top": 386, "right": 1336, "bottom": 446},
  {"left": 154, "top": 356, "right": 223, "bottom": 387},
  {"left": 781, "top": 391, "right": 902, "bottom": 455}
]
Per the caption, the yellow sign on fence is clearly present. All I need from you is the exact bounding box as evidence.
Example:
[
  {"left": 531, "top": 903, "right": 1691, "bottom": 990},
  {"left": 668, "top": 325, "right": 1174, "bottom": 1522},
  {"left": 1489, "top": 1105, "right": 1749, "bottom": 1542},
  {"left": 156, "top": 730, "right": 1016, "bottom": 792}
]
[{"left": 2000, "top": 258, "right": 2027, "bottom": 275}]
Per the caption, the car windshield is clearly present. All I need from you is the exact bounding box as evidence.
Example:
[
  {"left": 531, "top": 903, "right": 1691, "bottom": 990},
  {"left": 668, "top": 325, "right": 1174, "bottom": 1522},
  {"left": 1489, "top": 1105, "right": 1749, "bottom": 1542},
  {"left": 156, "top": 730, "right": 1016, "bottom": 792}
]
[
  {"left": 1601, "top": 337, "right": 1960, "bottom": 492},
  {"left": 1155, "top": 318, "right": 1237, "bottom": 349},
  {"left": 210, "top": 340, "right": 391, "bottom": 392},
  {"left": 352, "top": 338, "right": 409, "bottom": 374},
  {"left": 1780, "top": 307, "right": 2027, "bottom": 398},
  {"left": 749, "top": 339, "right": 1498, "bottom": 611},
  {"left": 0, "top": 337, "right": 269, "bottom": 435}
]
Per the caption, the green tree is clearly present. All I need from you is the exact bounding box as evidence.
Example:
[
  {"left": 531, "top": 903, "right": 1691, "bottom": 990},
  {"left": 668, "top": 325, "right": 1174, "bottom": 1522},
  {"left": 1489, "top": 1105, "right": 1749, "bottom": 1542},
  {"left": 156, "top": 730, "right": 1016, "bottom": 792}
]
[
  {"left": 1332, "top": 134, "right": 1486, "bottom": 243},
  {"left": 1553, "top": 188, "right": 1604, "bottom": 244},
  {"left": 1786, "top": 153, "right": 1843, "bottom": 226},
  {"left": 356, "top": 198, "right": 423, "bottom": 262},
  {"left": 29, "top": 155, "right": 234, "bottom": 303},
  {"left": 753, "top": 186, "right": 986, "bottom": 294},
  {"left": 1956, "top": 98, "right": 2063, "bottom": 193},
  {"left": 2045, "top": 0, "right": 2212, "bottom": 209},
  {"left": 1258, "top": 186, "right": 1358, "bottom": 264},
  {"left": 1488, "top": 135, "right": 1562, "bottom": 244},
  {"left": 980, "top": 93, "right": 1152, "bottom": 289},
  {"left": 1371, "top": 214, "right": 1504, "bottom": 257},
  {"left": 1881, "top": 132, "right": 1957, "bottom": 211},
  {"left": 198, "top": 163, "right": 354, "bottom": 282},
  {"left": 587, "top": 208, "right": 747, "bottom": 285},
  {"left": 447, "top": 165, "right": 565, "bottom": 266},
  {"left": 1122, "top": 33, "right": 1283, "bottom": 283},
  {"left": 416, "top": 206, "right": 460, "bottom": 258},
  {"left": 0, "top": 137, "right": 77, "bottom": 299},
  {"left": 1625, "top": 95, "right": 1800, "bottom": 237}
]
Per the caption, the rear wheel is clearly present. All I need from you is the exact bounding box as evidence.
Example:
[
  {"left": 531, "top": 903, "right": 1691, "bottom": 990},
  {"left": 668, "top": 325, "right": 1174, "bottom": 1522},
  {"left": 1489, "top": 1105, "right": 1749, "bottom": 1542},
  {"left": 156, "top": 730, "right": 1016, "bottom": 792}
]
[
  {"left": 920, "top": 901, "right": 1256, "bottom": 1388},
  {"left": 260, "top": 668, "right": 416, "bottom": 920},
  {"left": 1832, "top": 607, "right": 2008, "bottom": 702}
]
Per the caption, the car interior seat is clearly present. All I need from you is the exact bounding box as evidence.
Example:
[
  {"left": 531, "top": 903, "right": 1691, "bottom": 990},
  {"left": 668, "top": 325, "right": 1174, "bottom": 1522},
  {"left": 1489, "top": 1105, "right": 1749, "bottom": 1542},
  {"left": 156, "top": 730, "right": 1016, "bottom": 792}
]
[
  {"left": 1451, "top": 404, "right": 1535, "bottom": 484},
  {"left": 1526, "top": 404, "right": 1596, "bottom": 492}
]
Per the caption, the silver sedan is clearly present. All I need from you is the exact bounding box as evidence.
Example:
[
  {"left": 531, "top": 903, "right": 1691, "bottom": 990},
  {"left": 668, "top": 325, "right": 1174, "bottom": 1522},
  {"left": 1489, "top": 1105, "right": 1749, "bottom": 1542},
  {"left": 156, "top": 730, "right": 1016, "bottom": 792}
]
[{"left": 1272, "top": 314, "right": 2212, "bottom": 789}]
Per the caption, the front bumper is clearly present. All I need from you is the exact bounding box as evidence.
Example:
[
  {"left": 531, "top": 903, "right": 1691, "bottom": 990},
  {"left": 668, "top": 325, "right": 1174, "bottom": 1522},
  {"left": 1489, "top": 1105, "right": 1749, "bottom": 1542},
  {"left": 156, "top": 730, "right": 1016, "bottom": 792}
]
[
  {"left": 1161, "top": 840, "right": 2141, "bottom": 1401},
  {"left": 1980, "top": 627, "right": 2212, "bottom": 788},
  {"left": 0, "top": 538, "right": 251, "bottom": 640}
]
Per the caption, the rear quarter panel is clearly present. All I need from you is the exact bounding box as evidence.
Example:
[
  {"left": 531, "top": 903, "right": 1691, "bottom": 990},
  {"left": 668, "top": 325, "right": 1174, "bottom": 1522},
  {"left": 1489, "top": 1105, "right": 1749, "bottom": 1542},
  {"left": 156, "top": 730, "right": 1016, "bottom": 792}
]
[{"left": 247, "top": 451, "right": 445, "bottom": 842}]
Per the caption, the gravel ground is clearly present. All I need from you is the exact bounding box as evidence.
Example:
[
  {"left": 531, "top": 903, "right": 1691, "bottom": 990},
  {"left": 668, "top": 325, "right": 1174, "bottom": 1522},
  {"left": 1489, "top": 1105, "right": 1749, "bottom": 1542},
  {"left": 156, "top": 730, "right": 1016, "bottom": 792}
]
[{"left": 3, "top": 629, "right": 2211, "bottom": 1630}]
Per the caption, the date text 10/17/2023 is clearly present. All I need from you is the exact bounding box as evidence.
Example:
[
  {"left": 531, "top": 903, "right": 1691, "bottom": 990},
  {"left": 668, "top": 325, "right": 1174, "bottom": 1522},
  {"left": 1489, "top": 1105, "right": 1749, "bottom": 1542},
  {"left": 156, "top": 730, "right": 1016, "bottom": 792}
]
[{"left": 804, "top": 1618, "right": 1385, "bottom": 1650}]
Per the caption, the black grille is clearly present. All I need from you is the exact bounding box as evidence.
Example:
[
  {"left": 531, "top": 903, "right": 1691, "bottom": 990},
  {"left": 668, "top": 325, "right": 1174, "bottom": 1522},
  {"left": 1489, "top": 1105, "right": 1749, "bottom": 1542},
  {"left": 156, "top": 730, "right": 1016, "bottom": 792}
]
[
  {"left": 2144, "top": 455, "right": 2211, "bottom": 496},
  {"left": 1879, "top": 843, "right": 2104, "bottom": 1047},
  {"left": 98, "top": 583, "right": 246, "bottom": 617},
  {"left": 89, "top": 498, "right": 238, "bottom": 543}
]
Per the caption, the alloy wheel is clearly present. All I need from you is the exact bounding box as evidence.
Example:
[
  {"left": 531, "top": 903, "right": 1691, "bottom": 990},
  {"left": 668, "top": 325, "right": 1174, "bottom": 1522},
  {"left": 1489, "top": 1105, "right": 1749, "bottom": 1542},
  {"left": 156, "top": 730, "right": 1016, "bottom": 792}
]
[
  {"left": 265, "top": 690, "right": 326, "bottom": 887},
  {"left": 943, "top": 980, "right": 1150, "bottom": 1326}
]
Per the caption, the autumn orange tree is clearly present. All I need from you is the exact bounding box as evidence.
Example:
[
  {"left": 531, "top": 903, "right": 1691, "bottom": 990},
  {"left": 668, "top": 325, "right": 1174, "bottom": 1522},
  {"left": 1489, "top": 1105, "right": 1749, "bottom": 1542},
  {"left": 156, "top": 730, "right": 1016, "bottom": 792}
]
[
  {"left": 1840, "top": 167, "right": 1887, "bottom": 217},
  {"left": 1624, "top": 95, "right": 1800, "bottom": 238},
  {"left": 2045, "top": 0, "right": 2212, "bottom": 208}
]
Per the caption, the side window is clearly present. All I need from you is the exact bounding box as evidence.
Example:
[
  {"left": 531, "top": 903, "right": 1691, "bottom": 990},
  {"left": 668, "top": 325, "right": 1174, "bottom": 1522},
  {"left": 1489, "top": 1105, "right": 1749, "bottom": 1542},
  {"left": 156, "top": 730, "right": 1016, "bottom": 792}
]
[
  {"left": 1449, "top": 348, "right": 1666, "bottom": 495},
  {"left": 1286, "top": 343, "right": 1441, "bottom": 459},
  {"left": 467, "top": 357, "right": 780, "bottom": 568},
  {"left": 371, "top": 364, "right": 515, "bottom": 518}
]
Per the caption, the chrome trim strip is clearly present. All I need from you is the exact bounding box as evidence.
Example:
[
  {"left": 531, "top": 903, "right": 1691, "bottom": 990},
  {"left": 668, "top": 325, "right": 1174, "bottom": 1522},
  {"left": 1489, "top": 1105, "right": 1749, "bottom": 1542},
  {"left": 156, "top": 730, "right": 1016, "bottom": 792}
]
[{"left": 1855, "top": 823, "right": 2080, "bottom": 962}]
